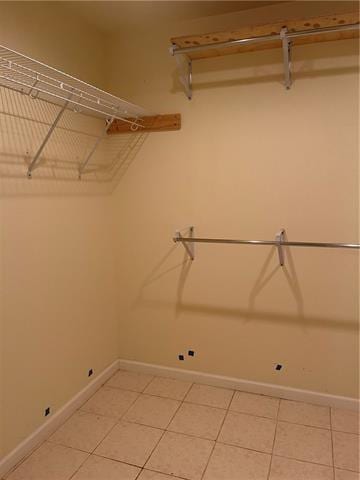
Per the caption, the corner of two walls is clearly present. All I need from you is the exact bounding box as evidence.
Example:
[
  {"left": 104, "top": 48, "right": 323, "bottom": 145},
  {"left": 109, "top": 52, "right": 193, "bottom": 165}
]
[{"left": 108, "top": 4, "right": 359, "bottom": 400}]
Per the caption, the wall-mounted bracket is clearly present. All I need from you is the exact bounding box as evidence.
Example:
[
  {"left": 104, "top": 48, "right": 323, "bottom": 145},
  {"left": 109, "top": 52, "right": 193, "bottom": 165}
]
[
  {"left": 275, "top": 229, "right": 286, "bottom": 266},
  {"left": 170, "top": 45, "right": 192, "bottom": 100},
  {"left": 280, "top": 27, "right": 292, "bottom": 90},
  {"left": 174, "top": 226, "right": 195, "bottom": 260},
  {"left": 27, "top": 96, "right": 71, "bottom": 178},
  {"left": 78, "top": 116, "right": 116, "bottom": 179}
]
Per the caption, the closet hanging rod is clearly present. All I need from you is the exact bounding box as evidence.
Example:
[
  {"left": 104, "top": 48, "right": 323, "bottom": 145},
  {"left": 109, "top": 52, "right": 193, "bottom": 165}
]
[
  {"left": 173, "top": 228, "right": 360, "bottom": 266},
  {"left": 170, "top": 23, "right": 359, "bottom": 56},
  {"left": 174, "top": 237, "right": 360, "bottom": 249}
]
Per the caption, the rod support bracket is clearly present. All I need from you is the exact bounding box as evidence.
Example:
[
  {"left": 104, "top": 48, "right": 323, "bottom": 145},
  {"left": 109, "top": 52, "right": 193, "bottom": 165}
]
[
  {"left": 174, "top": 226, "right": 195, "bottom": 260},
  {"left": 172, "top": 48, "right": 192, "bottom": 100},
  {"left": 276, "top": 229, "right": 286, "bottom": 266},
  {"left": 280, "top": 27, "right": 292, "bottom": 90}
]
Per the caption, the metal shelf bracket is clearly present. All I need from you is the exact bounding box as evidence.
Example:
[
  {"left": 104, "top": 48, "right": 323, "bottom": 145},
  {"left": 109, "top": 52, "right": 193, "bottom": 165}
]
[
  {"left": 174, "top": 226, "right": 195, "bottom": 260},
  {"left": 78, "top": 115, "right": 116, "bottom": 179},
  {"left": 280, "top": 27, "right": 292, "bottom": 90},
  {"left": 275, "top": 228, "right": 286, "bottom": 266},
  {"left": 170, "top": 45, "right": 192, "bottom": 100},
  {"left": 27, "top": 96, "right": 72, "bottom": 178}
]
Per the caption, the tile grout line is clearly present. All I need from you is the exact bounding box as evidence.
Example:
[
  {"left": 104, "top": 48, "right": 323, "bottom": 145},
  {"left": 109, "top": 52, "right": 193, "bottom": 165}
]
[
  {"left": 68, "top": 375, "right": 154, "bottom": 479},
  {"left": 81, "top": 387, "right": 358, "bottom": 435},
  {"left": 266, "top": 397, "right": 281, "bottom": 480},
  {"left": 141, "top": 381, "right": 194, "bottom": 472},
  {"left": 68, "top": 375, "right": 164, "bottom": 480},
  {"left": 199, "top": 388, "right": 237, "bottom": 480},
  {"left": 85, "top": 385, "right": 360, "bottom": 436},
  {"left": 100, "top": 374, "right": 359, "bottom": 433},
  {"left": 329, "top": 408, "right": 336, "bottom": 480}
]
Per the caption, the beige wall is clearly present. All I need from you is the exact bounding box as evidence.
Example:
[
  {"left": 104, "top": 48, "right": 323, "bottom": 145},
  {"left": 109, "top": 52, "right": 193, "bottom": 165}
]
[
  {"left": 108, "top": 3, "right": 359, "bottom": 398},
  {"left": 0, "top": 2, "right": 118, "bottom": 458}
]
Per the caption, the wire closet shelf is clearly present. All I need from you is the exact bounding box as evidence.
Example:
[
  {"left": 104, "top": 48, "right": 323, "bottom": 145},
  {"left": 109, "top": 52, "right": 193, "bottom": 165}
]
[{"left": 0, "top": 44, "right": 150, "bottom": 179}]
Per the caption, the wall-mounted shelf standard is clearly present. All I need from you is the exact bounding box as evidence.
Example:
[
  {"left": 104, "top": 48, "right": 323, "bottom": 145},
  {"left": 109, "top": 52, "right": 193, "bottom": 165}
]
[
  {"left": 174, "top": 227, "right": 360, "bottom": 267},
  {"left": 170, "top": 11, "right": 359, "bottom": 98},
  {"left": 0, "top": 44, "right": 153, "bottom": 179}
]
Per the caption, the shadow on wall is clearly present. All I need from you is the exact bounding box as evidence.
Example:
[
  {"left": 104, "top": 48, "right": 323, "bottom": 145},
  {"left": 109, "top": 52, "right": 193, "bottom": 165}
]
[
  {"left": 170, "top": 39, "right": 359, "bottom": 94},
  {"left": 134, "top": 240, "right": 358, "bottom": 332},
  {"left": 0, "top": 87, "right": 149, "bottom": 196}
]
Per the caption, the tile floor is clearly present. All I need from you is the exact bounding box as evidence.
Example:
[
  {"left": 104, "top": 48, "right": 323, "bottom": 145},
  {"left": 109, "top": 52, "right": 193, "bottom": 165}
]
[{"left": 4, "top": 369, "right": 360, "bottom": 480}]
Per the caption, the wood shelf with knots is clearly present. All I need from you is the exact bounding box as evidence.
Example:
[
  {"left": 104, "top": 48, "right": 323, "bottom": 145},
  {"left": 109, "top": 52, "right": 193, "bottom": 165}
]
[
  {"left": 169, "top": 8, "right": 359, "bottom": 97},
  {"left": 170, "top": 11, "right": 359, "bottom": 60}
]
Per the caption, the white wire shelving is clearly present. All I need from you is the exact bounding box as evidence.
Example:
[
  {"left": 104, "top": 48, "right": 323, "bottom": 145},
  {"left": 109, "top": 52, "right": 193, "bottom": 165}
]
[{"left": 0, "top": 44, "right": 151, "bottom": 179}]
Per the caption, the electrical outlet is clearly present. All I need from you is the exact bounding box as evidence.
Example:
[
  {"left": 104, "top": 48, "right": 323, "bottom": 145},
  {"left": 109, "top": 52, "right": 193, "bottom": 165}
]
[
  {"left": 88, "top": 369, "right": 94, "bottom": 377},
  {"left": 178, "top": 354, "right": 184, "bottom": 361},
  {"left": 44, "top": 407, "right": 51, "bottom": 417},
  {"left": 275, "top": 364, "right": 283, "bottom": 371},
  {"left": 188, "top": 350, "right": 195, "bottom": 357}
]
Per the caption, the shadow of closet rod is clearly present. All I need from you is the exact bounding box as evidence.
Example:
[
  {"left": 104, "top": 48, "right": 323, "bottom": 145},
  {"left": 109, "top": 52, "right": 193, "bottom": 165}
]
[{"left": 173, "top": 228, "right": 360, "bottom": 266}]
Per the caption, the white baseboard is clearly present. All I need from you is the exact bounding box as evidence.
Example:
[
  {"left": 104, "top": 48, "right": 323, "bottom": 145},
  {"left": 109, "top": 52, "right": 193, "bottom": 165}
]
[
  {"left": 118, "top": 358, "right": 360, "bottom": 411},
  {"left": 0, "top": 359, "right": 120, "bottom": 478}
]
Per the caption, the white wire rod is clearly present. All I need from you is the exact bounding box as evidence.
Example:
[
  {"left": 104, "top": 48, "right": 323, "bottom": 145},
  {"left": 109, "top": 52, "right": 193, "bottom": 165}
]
[
  {"left": 0, "top": 80, "right": 138, "bottom": 130},
  {"left": 171, "top": 22, "right": 359, "bottom": 56},
  {"left": 174, "top": 237, "right": 360, "bottom": 249},
  {"left": 0, "top": 44, "right": 148, "bottom": 116},
  {"left": 0, "top": 73, "right": 144, "bottom": 128},
  {"left": 0, "top": 109, "right": 105, "bottom": 140},
  {"left": 0, "top": 57, "right": 121, "bottom": 115}
]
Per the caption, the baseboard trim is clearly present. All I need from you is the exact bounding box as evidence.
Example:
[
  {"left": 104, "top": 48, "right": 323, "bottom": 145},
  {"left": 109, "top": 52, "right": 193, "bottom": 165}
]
[
  {"left": 0, "top": 359, "right": 120, "bottom": 478},
  {"left": 118, "top": 358, "right": 359, "bottom": 411}
]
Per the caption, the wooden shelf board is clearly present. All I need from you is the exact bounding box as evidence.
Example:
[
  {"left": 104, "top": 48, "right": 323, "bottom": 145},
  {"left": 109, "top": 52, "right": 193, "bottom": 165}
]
[
  {"left": 170, "top": 11, "right": 359, "bottom": 60},
  {"left": 108, "top": 114, "right": 181, "bottom": 134}
]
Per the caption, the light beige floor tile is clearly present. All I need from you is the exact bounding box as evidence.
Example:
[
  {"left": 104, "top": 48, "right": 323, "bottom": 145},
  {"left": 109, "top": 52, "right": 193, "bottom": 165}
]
[
  {"left": 184, "top": 384, "right": 234, "bottom": 409},
  {"left": 332, "top": 408, "right": 360, "bottom": 434},
  {"left": 333, "top": 431, "right": 360, "bottom": 472},
  {"left": 71, "top": 455, "right": 140, "bottom": 480},
  {"left": 94, "top": 421, "right": 163, "bottom": 467},
  {"left": 335, "top": 469, "right": 360, "bottom": 480},
  {"left": 144, "top": 377, "right": 192, "bottom": 400},
  {"left": 168, "top": 402, "right": 226, "bottom": 440},
  {"left": 145, "top": 431, "right": 214, "bottom": 480},
  {"left": 106, "top": 370, "right": 154, "bottom": 392},
  {"left": 269, "top": 455, "right": 333, "bottom": 480},
  {"left": 138, "top": 470, "right": 183, "bottom": 479},
  {"left": 7, "top": 442, "right": 88, "bottom": 480},
  {"left": 218, "top": 411, "right": 276, "bottom": 453},
  {"left": 278, "top": 400, "right": 330, "bottom": 428},
  {"left": 123, "top": 394, "right": 180, "bottom": 429},
  {"left": 274, "top": 421, "right": 332, "bottom": 466},
  {"left": 203, "top": 442, "right": 271, "bottom": 480},
  {"left": 81, "top": 387, "right": 139, "bottom": 419},
  {"left": 229, "top": 391, "right": 279, "bottom": 419},
  {"left": 49, "top": 411, "right": 116, "bottom": 452}
]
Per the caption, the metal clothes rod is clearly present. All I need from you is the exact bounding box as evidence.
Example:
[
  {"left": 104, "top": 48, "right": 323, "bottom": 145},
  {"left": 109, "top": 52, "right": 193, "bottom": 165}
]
[
  {"left": 173, "top": 228, "right": 360, "bottom": 266},
  {"left": 171, "top": 23, "right": 360, "bottom": 56},
  {"left": 175, "top": 237, "right": 360, "bottom": 249}
]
